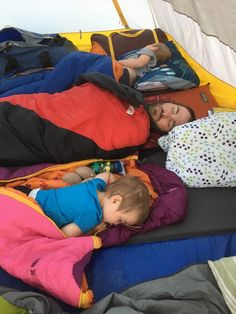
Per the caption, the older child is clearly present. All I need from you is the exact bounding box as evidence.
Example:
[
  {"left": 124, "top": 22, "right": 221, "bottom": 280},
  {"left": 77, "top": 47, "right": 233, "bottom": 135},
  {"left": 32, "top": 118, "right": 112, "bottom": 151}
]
[
  {"left": 118, "top": 43, "right": 172, "bottom": 86},
  {"left": 27, "top": 172, "right": 150, "bottom": 237}
]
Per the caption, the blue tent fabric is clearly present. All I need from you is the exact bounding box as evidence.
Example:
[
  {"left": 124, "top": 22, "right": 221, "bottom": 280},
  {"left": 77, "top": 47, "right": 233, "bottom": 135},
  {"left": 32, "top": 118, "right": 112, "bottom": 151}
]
[{"left": 0, "top": 51, "right": 116, "bottom": 97}]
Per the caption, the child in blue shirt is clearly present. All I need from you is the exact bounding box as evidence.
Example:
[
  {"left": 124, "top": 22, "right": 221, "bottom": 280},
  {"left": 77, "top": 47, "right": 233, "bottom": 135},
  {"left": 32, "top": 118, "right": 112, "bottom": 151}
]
[{"left": 28, "top": 172, "right": 150, "bottom": 237}]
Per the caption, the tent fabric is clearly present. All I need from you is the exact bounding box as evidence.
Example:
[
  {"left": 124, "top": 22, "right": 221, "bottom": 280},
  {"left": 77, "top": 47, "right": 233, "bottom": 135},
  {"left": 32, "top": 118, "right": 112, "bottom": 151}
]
[
  {"left": 0, "top": 2, "right": 235, "bottom": 313},
  {"left": 162, "top": 0, "right": 236, "bottom": 51},
  {"left": 149, "top": 0, "right": 236, "bottom": 92}
]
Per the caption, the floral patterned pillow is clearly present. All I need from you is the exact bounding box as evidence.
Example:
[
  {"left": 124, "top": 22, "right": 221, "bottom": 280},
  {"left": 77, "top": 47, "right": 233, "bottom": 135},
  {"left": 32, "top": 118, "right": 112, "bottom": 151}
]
[{"left": 158, "top": 112, "right": 236, "bottom": 187}]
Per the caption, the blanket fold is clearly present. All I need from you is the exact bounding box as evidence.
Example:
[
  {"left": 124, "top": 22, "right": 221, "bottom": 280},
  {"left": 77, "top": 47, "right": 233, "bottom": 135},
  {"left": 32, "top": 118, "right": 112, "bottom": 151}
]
[{"left": 0, "top": 187, "right": 101, "bottom": 308}]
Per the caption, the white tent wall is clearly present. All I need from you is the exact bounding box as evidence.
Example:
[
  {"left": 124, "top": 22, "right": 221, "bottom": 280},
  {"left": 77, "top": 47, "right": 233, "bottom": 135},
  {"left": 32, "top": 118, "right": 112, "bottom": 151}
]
[
  {"left": 116, "top": 0, "right": 156, "bottom": 29},
  {"left": 149, "top": 0, "right": 236, "bottom": 88},
  {"left": 0, "top": 0, "right": 155, "bottom": 33},
  {"left": 0, "top": 0, "right": 121, "bottom": 33}
]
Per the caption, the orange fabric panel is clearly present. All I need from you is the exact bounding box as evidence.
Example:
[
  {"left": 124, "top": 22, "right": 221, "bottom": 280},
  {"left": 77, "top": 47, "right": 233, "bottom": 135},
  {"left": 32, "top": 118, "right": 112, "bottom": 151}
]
[{"left": 90, "top": 41, "right": 108, "bottom": 55}]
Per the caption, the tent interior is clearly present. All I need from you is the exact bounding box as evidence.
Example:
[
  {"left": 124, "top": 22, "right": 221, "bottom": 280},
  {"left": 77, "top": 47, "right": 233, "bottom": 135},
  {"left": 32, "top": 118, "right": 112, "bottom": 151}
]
[
  {"left": 0, "top": 1, "right": 236, "bottom": 313},
  {"left": 2, "top": 0, "right": 236, "bottom": 106}
]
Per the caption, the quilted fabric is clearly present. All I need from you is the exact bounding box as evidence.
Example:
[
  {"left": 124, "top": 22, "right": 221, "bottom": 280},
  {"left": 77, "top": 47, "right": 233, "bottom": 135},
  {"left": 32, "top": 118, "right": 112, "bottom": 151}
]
[
  {"left": 158, "top": 112, "right": 236, "bottom": 187},
  {"left": 0, "top": 188, "right": 101, "bottom": 308}
]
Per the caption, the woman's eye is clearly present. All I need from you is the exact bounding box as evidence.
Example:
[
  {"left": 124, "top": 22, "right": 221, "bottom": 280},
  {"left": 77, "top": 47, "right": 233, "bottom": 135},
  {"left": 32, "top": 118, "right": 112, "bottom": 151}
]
[
  {"left": 172, "top": 105, "right": 178, "bottom": 114},
  {"left": 168, "top": 119, "right": 175, "bottom": 129}
]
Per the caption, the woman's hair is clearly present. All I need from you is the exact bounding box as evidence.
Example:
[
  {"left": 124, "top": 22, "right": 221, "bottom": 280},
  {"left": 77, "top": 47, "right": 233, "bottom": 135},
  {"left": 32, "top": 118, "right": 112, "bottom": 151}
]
[
  {"left": 105, "top": 176, "right": 150, "bottom": 225},
  {"left": 155, "top": 43, "right": 172, "bottom": 62}
]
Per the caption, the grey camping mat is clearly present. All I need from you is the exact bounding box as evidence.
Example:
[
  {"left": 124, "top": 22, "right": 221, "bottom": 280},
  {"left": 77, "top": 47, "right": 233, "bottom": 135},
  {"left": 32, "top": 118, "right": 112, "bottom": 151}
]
[{"left": 128, "top": 150, "right": 236, "bottom": 245}]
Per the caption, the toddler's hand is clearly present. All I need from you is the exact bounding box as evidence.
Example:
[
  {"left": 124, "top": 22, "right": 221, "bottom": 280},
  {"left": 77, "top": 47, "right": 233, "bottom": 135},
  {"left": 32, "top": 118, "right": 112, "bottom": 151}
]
[{"left": 145, "top": 43, "right": 159, "bottom": 52}]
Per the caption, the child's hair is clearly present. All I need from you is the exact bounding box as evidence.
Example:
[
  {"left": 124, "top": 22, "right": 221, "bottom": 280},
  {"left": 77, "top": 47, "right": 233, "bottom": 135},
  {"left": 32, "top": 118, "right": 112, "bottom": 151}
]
[
  {"left": 155, "top": 43, "right": 172, "bottom": 63},
  {"left": 105, "top": 176, "right": 150, "bottom": 225}
]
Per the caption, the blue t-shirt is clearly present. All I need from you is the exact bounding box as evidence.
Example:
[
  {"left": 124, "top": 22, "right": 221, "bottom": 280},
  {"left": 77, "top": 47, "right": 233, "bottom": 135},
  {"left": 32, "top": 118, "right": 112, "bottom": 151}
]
[{"left": 35, "top": 178, "right": 106, "bottom": 233}]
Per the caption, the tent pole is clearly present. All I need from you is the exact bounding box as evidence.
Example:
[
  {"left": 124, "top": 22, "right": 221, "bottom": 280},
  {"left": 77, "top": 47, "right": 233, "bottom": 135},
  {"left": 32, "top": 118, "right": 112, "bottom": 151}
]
[
  {"left": 112, "top": 0, "right": 129, "bottom": 29},
  {"left": 148, "top": 0, "right": 158, "bottom": 29}
]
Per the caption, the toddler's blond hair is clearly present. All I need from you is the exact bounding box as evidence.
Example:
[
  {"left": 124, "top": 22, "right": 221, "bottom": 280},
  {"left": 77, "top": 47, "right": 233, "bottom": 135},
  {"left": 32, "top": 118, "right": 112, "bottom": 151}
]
[{"left": 155, "top": 43, "right": 172, "bottom": 62}]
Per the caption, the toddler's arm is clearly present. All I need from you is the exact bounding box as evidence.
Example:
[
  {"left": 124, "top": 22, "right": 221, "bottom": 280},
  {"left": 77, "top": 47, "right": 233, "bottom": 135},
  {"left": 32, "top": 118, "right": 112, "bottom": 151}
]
[
  {"left": 118, "top": 44, "right": 159, "bottom": 69},
  {"left": 118, "top": 54, "right": 151, "bottom": 69},
  {"left": 95, "top": 172, "right": 116, "bottom": 184},
  {"left": 61, "top": 223, "right": 83, "bottom": 237}
]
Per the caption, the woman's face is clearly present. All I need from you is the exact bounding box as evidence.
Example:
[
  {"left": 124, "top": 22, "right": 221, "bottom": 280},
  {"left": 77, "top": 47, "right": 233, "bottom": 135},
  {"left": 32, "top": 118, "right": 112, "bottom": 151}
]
[{"left": 147, "top": 102, "right": 192, "bottom": 132}]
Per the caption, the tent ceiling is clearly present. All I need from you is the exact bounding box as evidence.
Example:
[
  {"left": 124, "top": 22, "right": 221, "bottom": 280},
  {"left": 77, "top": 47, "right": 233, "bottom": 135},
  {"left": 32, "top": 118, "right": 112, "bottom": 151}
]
[
  {"left": 159, "top": 0, "right": 236, "bottom": 51},
  {"left": 0, "top": 0, "right": 155, "bottom": 33}
]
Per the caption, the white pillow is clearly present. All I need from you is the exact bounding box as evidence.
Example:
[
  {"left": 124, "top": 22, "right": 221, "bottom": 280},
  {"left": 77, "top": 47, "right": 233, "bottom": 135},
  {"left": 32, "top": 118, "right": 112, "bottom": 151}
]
[
  {"left": 158, "top": 112, "right": 236, "bottom": 187},
  {"left": 208, "top": 256, "right": 236, "bottom": 314}
]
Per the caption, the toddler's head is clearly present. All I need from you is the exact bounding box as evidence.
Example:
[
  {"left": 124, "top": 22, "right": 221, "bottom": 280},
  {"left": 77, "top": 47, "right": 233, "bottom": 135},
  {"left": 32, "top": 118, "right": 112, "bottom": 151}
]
[
  {"left": 155, "top": 43, "right": 172, "bottom": 63},
  {"left": 102, "top": 176, "right": 150, "bottom": 226}
]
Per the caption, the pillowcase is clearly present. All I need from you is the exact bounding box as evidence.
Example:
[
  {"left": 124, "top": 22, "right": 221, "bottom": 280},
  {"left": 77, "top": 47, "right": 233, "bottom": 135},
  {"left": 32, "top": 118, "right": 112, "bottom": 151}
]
[
  {"left": 158, "top": 112, "right": 236, "bottom": 187},
  {"left": 90, "top": 28, "right": 168, "bottom": 59},
  {"left": 144, "top": 84, "right": 218, "bottom": 119}
]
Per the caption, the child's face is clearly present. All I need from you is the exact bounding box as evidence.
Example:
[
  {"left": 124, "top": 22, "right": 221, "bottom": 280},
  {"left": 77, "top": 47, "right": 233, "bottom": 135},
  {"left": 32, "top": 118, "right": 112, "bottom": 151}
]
[{"left": 102, "top": 195, "right": 139, "bottom": 226}]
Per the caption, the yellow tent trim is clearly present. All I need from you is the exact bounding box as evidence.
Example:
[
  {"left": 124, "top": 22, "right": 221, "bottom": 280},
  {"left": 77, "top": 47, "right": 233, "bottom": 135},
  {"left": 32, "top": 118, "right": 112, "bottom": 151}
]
[{"left": 60, "top": 29, "right": 125, "bottom": 52}]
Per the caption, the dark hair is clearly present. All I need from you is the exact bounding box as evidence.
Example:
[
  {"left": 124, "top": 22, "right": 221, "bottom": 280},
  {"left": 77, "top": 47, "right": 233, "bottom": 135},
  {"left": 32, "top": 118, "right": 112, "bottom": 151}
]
[
  {"left": 175, "top": 101, "right": 196, "bottom": 122},
  {"left": 146, "top": 99, "right": 196, "bottom": 133}
]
